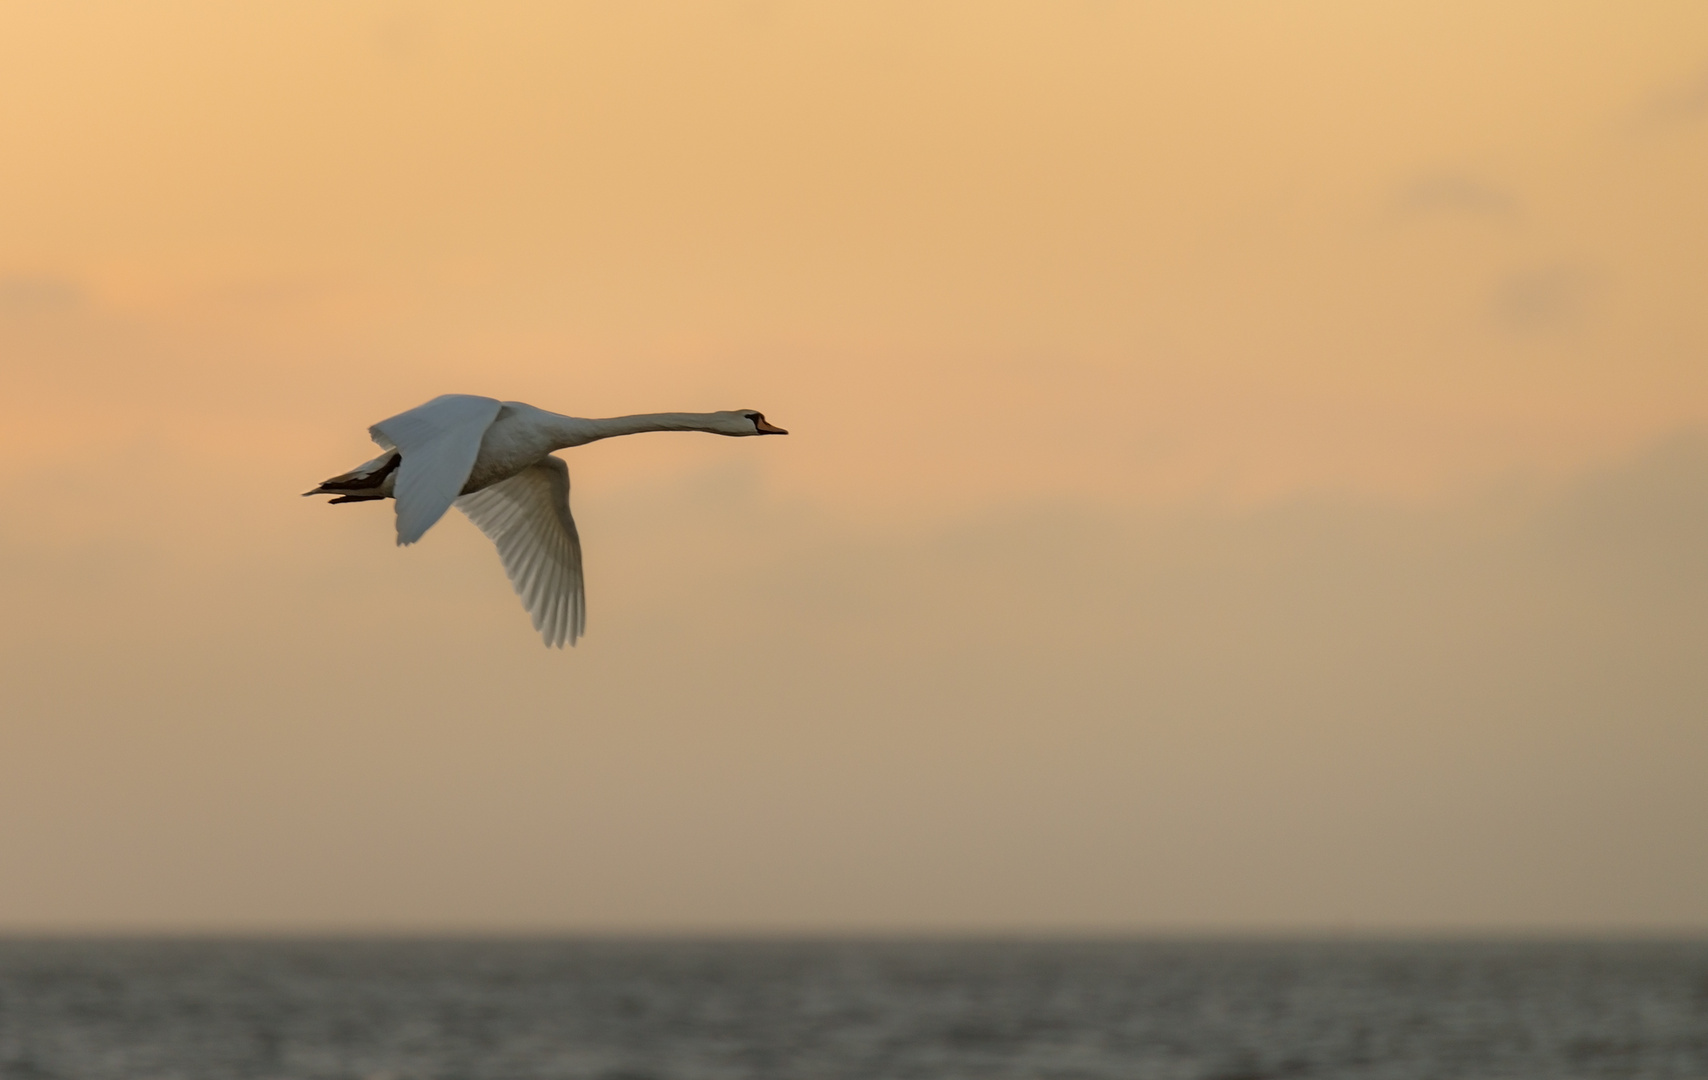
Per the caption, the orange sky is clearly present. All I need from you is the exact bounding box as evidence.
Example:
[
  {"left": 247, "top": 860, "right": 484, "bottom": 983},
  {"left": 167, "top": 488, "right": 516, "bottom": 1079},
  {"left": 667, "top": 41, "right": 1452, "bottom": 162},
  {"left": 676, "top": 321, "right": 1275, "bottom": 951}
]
[{"left": 2, "top": 1, "right": 1706, "bottom": 933}]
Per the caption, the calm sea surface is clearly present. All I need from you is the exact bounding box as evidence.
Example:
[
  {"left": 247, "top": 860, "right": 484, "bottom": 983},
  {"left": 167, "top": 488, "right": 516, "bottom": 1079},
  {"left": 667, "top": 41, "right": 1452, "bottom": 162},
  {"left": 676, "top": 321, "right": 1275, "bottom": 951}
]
[{"left": 1, "top": 939, "right": 1705, "bottom": 1080}]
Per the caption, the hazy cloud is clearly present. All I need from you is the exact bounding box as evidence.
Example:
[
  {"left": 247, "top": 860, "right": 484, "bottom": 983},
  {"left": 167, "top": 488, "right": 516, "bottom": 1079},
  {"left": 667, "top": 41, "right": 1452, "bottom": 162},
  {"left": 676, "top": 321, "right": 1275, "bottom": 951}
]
[
  {"left": 0, "top": 276, "right": 85, "bottom": 317},
  {"left": 3, "top": 432, "right": 1706, "bottom": 931},
  {"left": 1490, "top": 264, "right": 1597, "bottom": 332},
  {"left": 1390, "top": 174, "right": 1520, "bottom": 221},
  {"left": 1627, "top": 62, "right": 1708, "bottom": 131}
]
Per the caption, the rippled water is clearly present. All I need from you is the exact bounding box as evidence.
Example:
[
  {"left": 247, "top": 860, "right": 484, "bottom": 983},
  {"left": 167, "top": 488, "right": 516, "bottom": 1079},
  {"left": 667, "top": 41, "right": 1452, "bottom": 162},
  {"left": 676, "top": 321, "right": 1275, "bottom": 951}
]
[{"left": 1, "top": 939, "right": 1705, "bottom": 1079}]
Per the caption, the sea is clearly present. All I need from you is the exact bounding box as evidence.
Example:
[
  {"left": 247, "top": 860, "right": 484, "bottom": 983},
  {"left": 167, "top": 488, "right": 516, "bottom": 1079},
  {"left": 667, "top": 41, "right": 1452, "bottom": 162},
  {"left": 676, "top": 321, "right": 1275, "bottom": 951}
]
[{"left": 0, "top": 938, "right": 1705, "bottom": 1080}]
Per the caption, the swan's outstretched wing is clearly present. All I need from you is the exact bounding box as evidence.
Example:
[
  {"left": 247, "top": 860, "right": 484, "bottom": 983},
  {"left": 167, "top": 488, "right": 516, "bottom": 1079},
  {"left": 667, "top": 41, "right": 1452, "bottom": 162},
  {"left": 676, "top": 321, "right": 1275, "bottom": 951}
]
[
  {"left": 370, "top": 394, "right": 503, "bottom": 545},
  {"left": 455, "top": 456, "right": 586, "bottom": 648}
]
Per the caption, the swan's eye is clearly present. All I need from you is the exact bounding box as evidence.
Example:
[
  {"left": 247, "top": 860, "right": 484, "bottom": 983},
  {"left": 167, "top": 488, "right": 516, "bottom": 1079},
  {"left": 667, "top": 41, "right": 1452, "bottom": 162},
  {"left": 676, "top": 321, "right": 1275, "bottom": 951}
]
[{"left": 744, "top": 412, "right": 761, "bottom": 422}]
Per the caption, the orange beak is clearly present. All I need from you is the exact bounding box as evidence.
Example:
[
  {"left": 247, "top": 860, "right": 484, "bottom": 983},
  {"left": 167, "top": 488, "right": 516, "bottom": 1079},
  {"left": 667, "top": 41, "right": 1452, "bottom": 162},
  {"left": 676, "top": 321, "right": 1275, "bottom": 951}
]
[{"left": 755, "top": 417, "right": 789, "bottom": 434}]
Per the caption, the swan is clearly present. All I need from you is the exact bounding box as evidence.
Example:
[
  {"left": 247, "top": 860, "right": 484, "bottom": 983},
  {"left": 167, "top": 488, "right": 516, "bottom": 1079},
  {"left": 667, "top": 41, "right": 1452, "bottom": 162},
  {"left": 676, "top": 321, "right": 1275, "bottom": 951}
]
[{"left": 305, "top": 394, "right": 788, "bottom": 647}]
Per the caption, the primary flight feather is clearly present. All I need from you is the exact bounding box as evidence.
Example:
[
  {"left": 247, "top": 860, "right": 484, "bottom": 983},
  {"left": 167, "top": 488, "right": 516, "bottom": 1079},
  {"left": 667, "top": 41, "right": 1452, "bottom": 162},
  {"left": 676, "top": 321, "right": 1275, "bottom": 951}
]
[{"left": 305, "top": 395, "right": 788, "bottom": 647}]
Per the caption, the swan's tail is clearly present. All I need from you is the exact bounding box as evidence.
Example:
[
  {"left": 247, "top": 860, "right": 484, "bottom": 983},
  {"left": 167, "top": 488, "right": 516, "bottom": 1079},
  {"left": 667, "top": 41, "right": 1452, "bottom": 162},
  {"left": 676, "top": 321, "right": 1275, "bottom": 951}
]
[{"left": 303, "top": 449, "right": 401, "bottom": 504}]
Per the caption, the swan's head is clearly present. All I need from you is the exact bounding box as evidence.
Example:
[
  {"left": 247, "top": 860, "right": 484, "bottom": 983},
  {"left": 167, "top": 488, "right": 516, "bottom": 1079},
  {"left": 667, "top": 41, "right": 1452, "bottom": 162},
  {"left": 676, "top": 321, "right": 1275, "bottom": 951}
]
[{"left": 717, "top": 410, "right": 789, "bottom": 436}]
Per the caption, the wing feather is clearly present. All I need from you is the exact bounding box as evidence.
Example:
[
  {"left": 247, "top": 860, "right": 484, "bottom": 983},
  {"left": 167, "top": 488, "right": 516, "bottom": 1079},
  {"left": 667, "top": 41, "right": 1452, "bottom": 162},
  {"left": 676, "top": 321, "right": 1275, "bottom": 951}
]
[
  {"left": 455, "top": 456, "right": 586, "bottom": 647},
  {"left": 370, "top": 394, "right": 503, "bottom": 546}
]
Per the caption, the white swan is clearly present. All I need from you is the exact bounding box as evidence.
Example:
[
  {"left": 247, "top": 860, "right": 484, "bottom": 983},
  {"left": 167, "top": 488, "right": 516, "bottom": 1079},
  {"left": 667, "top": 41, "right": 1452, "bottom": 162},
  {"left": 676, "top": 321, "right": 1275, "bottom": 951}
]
[{"left": 305, "top": 395, "right": 788, "bottom": 647}]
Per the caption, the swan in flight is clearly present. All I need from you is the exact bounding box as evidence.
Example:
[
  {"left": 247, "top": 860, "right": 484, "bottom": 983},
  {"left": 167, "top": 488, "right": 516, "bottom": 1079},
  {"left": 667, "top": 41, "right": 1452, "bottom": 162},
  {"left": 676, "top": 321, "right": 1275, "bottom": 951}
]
[{"left": 305, "top": 395, "right": 788, "bottom": 647}]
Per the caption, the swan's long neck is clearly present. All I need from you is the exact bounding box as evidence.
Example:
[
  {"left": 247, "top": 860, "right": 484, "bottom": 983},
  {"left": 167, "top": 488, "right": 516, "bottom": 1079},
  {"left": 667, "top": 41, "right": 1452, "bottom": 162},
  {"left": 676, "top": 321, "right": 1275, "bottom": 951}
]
[{"left": 546, "top": 412, "right": 731, "bottom": 448}]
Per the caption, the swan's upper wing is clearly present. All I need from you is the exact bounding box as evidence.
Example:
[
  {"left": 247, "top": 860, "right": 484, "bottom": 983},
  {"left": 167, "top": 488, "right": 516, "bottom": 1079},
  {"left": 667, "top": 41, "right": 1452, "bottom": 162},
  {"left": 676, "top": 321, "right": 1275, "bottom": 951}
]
[
  {"left": 455, "top": 456, "right": 585, "bottom": 648},
  {"left": 370, "top": 394, "right": 503, "bottom": 545}
]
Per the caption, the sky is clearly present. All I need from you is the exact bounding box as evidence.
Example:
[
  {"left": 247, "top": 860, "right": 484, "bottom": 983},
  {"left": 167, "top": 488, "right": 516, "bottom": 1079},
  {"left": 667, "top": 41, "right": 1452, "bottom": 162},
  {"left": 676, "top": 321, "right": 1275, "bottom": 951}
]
[{"left": 1, "top": 0, "right": 1706, "bottom": 934}]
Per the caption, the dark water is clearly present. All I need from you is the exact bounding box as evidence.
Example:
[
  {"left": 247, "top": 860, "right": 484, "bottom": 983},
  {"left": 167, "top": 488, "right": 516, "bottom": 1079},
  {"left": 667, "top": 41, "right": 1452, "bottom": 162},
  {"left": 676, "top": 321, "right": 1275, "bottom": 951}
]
[{"left": 1, "top": 939, "right": 1706, "bottom": 1080}]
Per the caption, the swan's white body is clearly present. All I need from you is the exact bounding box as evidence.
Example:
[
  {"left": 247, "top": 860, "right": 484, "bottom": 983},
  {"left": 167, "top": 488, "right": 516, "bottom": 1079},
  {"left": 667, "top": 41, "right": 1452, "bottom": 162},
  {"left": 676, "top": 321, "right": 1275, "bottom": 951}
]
[{"left": 307, "top": 394, "right": 787, "bottom": 647}]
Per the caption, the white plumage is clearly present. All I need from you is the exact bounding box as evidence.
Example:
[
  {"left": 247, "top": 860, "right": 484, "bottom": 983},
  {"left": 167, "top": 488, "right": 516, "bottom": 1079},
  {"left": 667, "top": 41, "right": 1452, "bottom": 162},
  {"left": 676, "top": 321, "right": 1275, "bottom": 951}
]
[{"left": 306, "top": 394, "right": 788, "bottom": 647}]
